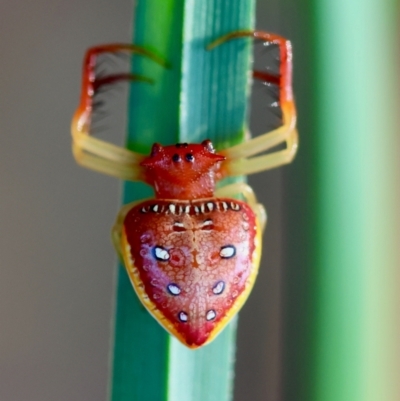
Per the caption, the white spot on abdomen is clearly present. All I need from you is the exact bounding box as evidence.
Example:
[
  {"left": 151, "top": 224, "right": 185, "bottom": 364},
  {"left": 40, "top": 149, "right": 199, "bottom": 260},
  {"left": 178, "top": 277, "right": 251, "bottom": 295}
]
[
  {"left": 212, "top": 281, "right": 225, "bottom": 295},
  {"left": 167, "top": 283, "right": 181, "bottom": 295},
  {"left": 153, "top": 246, "right": 170, "bottom": 261},
  {"left": 206, "top": 310, "right": 216, "bottom": 321},
  {"left": 178, "top": 311, "right": 188, "bottom": 322},
  {"left": 220, "top": 245, "right": 236, "bottom": 259}
]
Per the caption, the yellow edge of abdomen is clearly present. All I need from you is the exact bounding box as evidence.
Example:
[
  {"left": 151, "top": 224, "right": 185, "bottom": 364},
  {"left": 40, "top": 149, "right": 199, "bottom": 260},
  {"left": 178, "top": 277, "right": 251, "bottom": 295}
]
[
  {"left": 120, "top": 228, "right": 196, "bottom": 347},
  {"left": 203, "top": 216, "right": 263, "bottom": 345}
]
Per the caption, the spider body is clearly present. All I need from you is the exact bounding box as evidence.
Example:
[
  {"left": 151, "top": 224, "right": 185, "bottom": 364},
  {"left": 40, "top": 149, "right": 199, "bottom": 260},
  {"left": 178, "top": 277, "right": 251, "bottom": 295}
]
[
  {"left": 115, "top": 141, "right": 261, "bottom": 347},
  {"left": 72, "top": 30, "right": 298, "bottom": 348},
  {"left": 140, "top": 141, "right": 225, "bottom": 200}
]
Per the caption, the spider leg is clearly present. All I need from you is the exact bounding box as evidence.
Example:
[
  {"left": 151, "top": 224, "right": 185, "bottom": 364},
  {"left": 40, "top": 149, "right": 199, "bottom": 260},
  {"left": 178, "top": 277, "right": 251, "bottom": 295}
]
[
  {"left": 71, "top": 44, "right": 169, "bottom": 180},
  {"left": 226, "top": 128, "right": 298, "bottom": 176},
  {"left": 215, "top": 182, "right": 267, "bottom": 233},
  {"left": 208, "top": 31, "right": 298, "bottom": 177}
]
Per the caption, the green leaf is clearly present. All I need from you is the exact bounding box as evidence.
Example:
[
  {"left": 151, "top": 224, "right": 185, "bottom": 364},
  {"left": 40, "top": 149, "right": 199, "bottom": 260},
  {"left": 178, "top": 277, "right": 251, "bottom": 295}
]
[{"left": 110, "top": 1, "right": 255, "bottom": 400}]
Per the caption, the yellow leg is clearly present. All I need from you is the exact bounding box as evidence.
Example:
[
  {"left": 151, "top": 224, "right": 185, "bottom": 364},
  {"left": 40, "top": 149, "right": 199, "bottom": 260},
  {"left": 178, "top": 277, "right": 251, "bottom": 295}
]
[
  {"left": 215, "top": 182, "right": 267, "bottom": 233},
  {"left": 226, "top": 128, "right": 298, "bottom": 176},
  {"left": 71, "top": 133, "right": 145, "bottom": 180},
  {"left": 219, "top": 101, "right": 296, "bottom": 161}
]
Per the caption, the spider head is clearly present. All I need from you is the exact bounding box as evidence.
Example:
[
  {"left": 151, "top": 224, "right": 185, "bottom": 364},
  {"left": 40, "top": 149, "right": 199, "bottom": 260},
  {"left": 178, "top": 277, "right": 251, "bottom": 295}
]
[{"left": 141, "top": 140, "right": 225, "bottom": 199}]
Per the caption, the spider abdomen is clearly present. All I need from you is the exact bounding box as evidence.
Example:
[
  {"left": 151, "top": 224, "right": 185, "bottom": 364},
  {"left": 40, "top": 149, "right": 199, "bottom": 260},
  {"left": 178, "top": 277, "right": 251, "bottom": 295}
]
[{"left": 121, "top": 198, "right": 261, "bottom": 348}]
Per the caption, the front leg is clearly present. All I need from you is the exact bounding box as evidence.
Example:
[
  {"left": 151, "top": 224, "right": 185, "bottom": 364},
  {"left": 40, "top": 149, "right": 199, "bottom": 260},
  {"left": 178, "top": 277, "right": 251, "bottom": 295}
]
[
  {"left": 71, "top": 44, "right": 168, "bottom": 180},
  {"left": 208, "top": 31, "right": 298, "bottom": 176}
]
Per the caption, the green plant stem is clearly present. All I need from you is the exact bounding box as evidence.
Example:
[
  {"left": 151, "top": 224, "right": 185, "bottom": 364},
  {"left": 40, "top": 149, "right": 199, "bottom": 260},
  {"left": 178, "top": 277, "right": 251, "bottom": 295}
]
[
  {"left": 110, "top": 1, "right": 255, "bottom": 400},
  {"left": 312, "top": 0, "right": 400, "bottom": 400}
]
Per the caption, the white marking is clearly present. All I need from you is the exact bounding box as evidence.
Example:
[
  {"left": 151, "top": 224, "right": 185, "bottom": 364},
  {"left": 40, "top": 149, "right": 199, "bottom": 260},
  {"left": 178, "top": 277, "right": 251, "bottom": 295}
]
[
  {"left": 194, "top": 206, "right": 200, "bottom": 214},
  {"left": 167, "top": 283, "right": 181, "bottom": 295},
  {"left": 154, "top": 246, "right": 170, "bottom": 261},
  {"left": 207, "top": 202, "right": 214, "bottom": 212},
  {"left": 220, "top": 245, "right": 236, "bottom": 258},
  {"left": 169, "top": 204, "right": 176, "bottom": 214},
  {"left": 152, "top": 204, "right": 159, "bottom": 212},
  {"left": 178, "top": 311, "right": 188, "bottom": 322},
  {"left": 213, "top": 281, "right": 225, "bottom": 295},
  {"left": 221, "top": 202, "right": 228, "bottom": 211},
  {"left": 185, "top": 205, "right": 191, "bottom": 213},
  {"left": 141, "top": 207, "right": 148, "bottom": 213},
  {"left": 202, "top": 219, "right": 213, "bottom": 227},
  {"left": 174, "top": 222, "right": 185, "bottom": 228},
  {"left": 230, "top": 202, "right": 240, "bottom": 211},
  {"left": 206, "top": 310, "right": 216, "bottom": 321},
  {"left": 200, "top": 203, "right": 206, "bottom": 213}
]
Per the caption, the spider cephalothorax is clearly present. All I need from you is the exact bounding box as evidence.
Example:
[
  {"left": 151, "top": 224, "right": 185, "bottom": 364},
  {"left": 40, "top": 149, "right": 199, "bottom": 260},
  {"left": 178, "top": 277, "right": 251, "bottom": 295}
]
[{"left": 140, "top": 141, "right": 226, "bottom": 200}]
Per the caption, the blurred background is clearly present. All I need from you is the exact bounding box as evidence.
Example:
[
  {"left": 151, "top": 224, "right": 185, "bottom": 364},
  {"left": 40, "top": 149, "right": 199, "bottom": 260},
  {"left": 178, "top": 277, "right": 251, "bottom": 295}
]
[{"left": 1, "top": 0, "right": 399, "bottom": 401}]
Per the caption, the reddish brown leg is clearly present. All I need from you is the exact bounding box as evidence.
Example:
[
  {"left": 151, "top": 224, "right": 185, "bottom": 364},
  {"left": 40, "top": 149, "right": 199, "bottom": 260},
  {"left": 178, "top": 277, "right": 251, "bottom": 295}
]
[
  {"left": 252, "top": 31, "right": 294, "bottom": 115},
  {"left": 76, "top": 44, "right": 168, "bottom": 129},
  {"left": 71, "top": 45, "right": 168, "bottom": 181},
  {"left": 253, "top": 70, "right": 280, "bottom": 86}
]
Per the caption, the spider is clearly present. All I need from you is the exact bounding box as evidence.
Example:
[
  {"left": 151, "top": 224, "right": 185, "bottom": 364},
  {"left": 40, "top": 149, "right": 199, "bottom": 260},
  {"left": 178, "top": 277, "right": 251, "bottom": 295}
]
[{"left": 71, "top": 30, "right": 298, "bottom": 348}]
